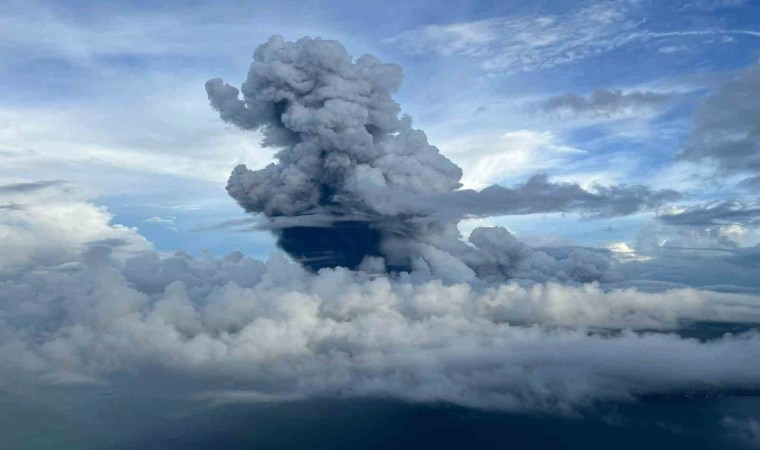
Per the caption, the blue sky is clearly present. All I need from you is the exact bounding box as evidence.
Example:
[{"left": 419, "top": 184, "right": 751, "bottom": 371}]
[{"left": 1, "top": 0, "right": 759, "bottom": 257}]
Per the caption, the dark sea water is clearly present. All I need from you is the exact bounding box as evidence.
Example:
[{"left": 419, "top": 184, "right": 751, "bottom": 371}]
[{"left": 3, "top": 390, "right": 760, "bottom": 449}]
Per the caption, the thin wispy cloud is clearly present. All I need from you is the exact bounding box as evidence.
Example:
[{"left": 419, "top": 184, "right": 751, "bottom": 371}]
[
  {"left": 658, "top": 201, "right": 760, "bottom": 226},
  {"left": 143, "top": 215, "right": 178, "bottom": 231},
  {"left": 385, "top": 2, "right": 760, "bottom": 74},
  {"left": 385, "top": 2, "right": 639, "bottom": 74},
  {"left": 0, "top": 179, "right": 66, "bottom": 194},
  {"left": 441, "top": 130, "right": 586, "bottom": 189}
]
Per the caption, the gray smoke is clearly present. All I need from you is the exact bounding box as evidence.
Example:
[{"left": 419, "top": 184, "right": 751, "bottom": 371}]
[
  {"left": 207, "top": 36, "right": 678, "bottom": 278},
  {"left": 207, "top": 36, "right": 462, "bottom": 217}
]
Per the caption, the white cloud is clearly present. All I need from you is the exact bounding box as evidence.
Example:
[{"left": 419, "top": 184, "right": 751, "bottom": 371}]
[
  {"left": 193, "top": 390, "right": 307, "bottom": 405},
  {"left": 2, "top": 204, "right": 760, "bottom": 414},
  {"left": 606, "top": 242, "right": 652, "bottom": 262},
  {"left": 385, "top": 2, "right": 641, "bottom": 74},
  {"left": 0, "top": 0, "right": 333, "bottom": 68},
  {"left": 143, "top": 216, "right": 177, "bottom": 231},
  {"left": 0, "top": 180, "right": 150, "bottom": 275},
  {"left": 440, "top": 130, "right": 584, "bottom": 189},
  {"left": 386, "top": 2, "right": 760, "bottom": 74},
  {"left": 0, "top": 90, "right": 275, "bottom": 184},
  {"left": 168, "top": 204, "right": 201, "bottom": 212},
  {"left": 0, "top": 176, "right": 757, "bottom": 422}
]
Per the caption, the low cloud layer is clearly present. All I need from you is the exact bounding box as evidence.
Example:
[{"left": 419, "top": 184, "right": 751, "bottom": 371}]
[
  {"left": 0, "top": 185, "right": 757, "bottom": 416},
  {"left": 2, "top": 241, "right": 760, "bottom": 415}
]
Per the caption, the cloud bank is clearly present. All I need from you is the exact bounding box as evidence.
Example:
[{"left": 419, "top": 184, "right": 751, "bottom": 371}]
[
  {"left": 2, "top": 239, "right": 760, "bottom": 415},
  {"left": 0, "top": 185, "right": 756, "bottom": 417}
]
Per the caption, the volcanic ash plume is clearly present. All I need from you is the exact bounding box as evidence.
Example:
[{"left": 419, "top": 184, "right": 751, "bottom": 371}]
[{"left": 207, "top": 36, "right": 677, "bottom": 280}]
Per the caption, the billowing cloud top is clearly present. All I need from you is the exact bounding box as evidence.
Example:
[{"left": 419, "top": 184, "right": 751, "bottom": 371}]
[
  {"left": 206, "top": 36, "right": 678, "bottom": 274},
  {"left": 207, "top": 35, "right": 463, "bottom": 217}
]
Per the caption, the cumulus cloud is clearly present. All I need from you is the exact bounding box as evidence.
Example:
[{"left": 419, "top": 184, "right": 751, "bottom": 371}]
[
  {"left": 2, "top": 241, "right": 760, "bottom": 415},
  {"left": 206, "top": 36, "right": 678, "bottom": 273},
  {"left": 537, "top": 89, "right": 670, "bottom": 118},
  {"left": 0, "top": 186, "right": 756, "bottom": 416},
  {"left": 0, "top": 180, "right": 150, "bottom": 276},
  {"left": 0, "top": 187, "right": 756, "bottom": 413}
]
